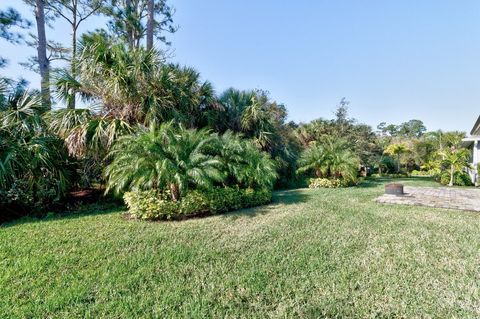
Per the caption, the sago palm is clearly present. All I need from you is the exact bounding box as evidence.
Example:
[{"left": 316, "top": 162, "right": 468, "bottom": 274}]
[
  {"left": 104, "top": 122, "right": 224, "bottom": 200},
  {"left": 297, "top": 138, "right": 359, "bottom": 182},
  {"left": 217, "top": 131, "right": 277, "bottom": 189}
]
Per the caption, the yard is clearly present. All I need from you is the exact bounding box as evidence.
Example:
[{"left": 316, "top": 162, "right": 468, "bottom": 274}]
[{"left": 1, "top": 177, "right": 479, "bottom": 318}]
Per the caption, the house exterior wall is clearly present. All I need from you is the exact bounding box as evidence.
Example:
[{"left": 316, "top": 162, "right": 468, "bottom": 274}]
[{"left": 470, "top": 140, "right": 479, "bottom": 185}]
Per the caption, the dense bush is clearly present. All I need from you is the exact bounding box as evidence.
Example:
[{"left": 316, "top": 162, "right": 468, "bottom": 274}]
[
  {"left": 410, "top": 170, "right": 433, "bottom": 177},
  {"left": 439, "top": 171, "right": 473, "bottom": 187},
  {"left": 105, "top": 123, "right": 224, "bottom": 201},
  {"left": 309, "top": 178, "right": 341, "bottom": 188},
  {"left": 0, "top": 89, "right": 75, "bottom": 220},
  {"left": 124, "top": 187, "right": 272, "bottom": 220},
  {"left": 308, "top": 178, "right": 356, "bottom": 188},
  {"left": 105, "top": 124, "right": 278, "bottom": 201}
]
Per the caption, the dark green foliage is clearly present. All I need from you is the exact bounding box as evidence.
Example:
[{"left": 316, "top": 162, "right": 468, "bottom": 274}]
[
  {"left": 0, "top": 84, "right": 75, "bottom": 220},
  {"left": 439, "top": 171, "right": 473, "bottom": 187},
  {"left": 215, "top": 132, "right": 278, "bottom": 190},
  {"left": 124, "top": 187, "right": 272, "bottom": 220},
  {"left": 100, "top": 0, "right": 177, "bottom": 48},
  {"left": 296, "top": 100, "right": 382, "bottom": 168},
  {"left": 377, "top": 119, "right": 427, "bottom": 138},
  {"left": 105, "top": 122, "right": 224, "bottom": 200}
]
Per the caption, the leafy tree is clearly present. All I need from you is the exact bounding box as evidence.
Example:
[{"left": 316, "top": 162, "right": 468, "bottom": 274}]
[
  {"left": 46, "top": 0, "right": 105, "bottom": 109},
  {"left": 397, "top": 119, "right": 426, "bottom": 138},
  {"left": 296, "top": 101, "right": 382, "bottom": 168},
  {"left": 377, "top": 119, "right": 426, "bottom": 138},
  {"left": 101, "top": 0, "right": 176, "bottom": 49}
]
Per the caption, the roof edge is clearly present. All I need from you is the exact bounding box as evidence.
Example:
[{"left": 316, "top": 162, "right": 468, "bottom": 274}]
[{"left": 471, "top": 115, "right": 480, "bottom": 135}]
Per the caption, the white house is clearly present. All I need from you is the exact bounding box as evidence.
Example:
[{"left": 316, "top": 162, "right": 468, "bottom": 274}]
[{"left": 462, "top": 115, "right": 480, "bottom": 185}]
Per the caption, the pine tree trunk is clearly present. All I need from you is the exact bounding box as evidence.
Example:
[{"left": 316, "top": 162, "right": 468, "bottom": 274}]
[
  {"left": 68, "top": 0, "right": 78, "bottom": 109},
  {"left": 146, "top": 0, "right": 154, "bottom": 50},
  {"left": 35, "top": 0, "right": 51, "bottom": 109},
  {"left": 125, "top": 0, "right": 134, "bottom": 50}
]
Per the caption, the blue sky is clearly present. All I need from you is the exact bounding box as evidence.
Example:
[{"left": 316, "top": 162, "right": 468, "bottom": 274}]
[{"left": 2, "top": 0, "right": 480, "bottom": 132}]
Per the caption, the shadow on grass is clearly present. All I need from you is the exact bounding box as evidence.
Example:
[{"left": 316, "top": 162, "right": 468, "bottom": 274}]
[
  {"left": 0, "top": 202, "right": 125, "bottom": 229},
  {"left": 358, "top": 176, "right": 436, "bottom": 188},
  {"left": 222, "top": 189, "right": 312, "bottom": 220}
]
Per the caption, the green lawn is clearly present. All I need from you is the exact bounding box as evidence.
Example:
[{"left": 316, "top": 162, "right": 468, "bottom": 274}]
[{"left": 1, "top": 177, "right": 480, "bottom": 318}]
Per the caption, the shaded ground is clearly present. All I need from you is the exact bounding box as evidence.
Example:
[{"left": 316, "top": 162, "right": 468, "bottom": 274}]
[
  {"left": 377, "top": 186, "right": 480, "bottom": 212},
  {"left": 1, "top": 177, "right": 480, "bottom": 318}
]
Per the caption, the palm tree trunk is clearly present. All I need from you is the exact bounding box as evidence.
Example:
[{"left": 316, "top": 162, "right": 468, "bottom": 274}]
[
  {"left": 35, "top": 0, "right": 51, "bottom": 109},
  {"left": 169, "top": 183, "right": 180, "bottom": 201},
  {"left": 146, "top": 0, "right": 154, "bottom": 50},
  {"left": 449, "top": 165, "right": 454, "bottom": 187},
  {"left": 396, "top": 154, "right": 401, "bottom": 173}
]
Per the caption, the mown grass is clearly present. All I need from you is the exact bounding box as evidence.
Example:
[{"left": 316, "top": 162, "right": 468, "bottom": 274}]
[{"left": 1, "top": 177, "right": 480, "bottom": 318}]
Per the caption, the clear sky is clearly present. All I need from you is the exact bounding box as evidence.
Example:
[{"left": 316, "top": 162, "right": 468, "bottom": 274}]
[{"left": 2, "top": 0, "right": 480, "bottom": 132}]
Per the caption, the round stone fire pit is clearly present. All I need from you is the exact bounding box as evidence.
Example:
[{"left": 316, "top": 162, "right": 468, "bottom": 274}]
[{"left": 385, "top": 183, "right": 404, "bottom": 195}]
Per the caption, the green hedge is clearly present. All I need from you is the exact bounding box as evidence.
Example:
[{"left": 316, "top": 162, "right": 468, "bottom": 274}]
[
  {"left": 308, "top": 178, "right": 357, "bottom": 189},
  {"left": 124, "top": 187, "right": 272, "bottom": 221},
  {"left": 410, "top": 170, "right": 433, "bottom": 177}
]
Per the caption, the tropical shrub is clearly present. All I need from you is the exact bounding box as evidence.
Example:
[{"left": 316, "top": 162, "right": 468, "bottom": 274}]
[
  {"left": 384, "top": 143, "right": 410, "bottom": 173},
  {"left": 105, "top": 122, "right": 224, "bottom": 201},
  {"left": 439, "top": 171, "right": 473, "bottom": 187},
  {"left": 216, "top": 132, "right": 277, "bottom": 189},
  {"left": 124, "top": 187, "right": 272, "bottom": 220},
  {"left": 0, "top": 87, "right": 74, "bottom": 219},
  {"left": 124, "top": 190, "right": 179, "bottom": 220},
  {"left": 297, "top": 138, "right": 359, "bottom": 183},
  {"left": 438, "top": 147, "right": 471, "bottom": 187}
]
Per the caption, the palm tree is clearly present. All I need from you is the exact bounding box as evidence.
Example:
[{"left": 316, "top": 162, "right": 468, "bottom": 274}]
[
  {"left": 0, "top": 84, "right": 72, "bottom": 212},
  {"left": 384, "top": 143, "right": 410, "bottom": 173},
  {"left": 297, "top": 138, "right": 359, "bottom": 182},
  {"left": 439, "top": 146, "right": 471, "bottom": 187},
  {"left": 104, "top": 122, "right": 224, "bottom": 201},
  {"left": 218, "top": 88, "right": 281, "bottom": 150},
  {"left": 53, "top": 36, "right": 217, "bottom": 129},
  {"left": 217, "top": 131, "right": 277, "bottom": 189}
]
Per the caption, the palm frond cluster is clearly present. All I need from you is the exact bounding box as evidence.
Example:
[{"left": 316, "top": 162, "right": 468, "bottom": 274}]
[
  {"left": 0, "top": 80, "right": 73, "bottom": 218},
  {"left": 104, "top": 123, "right": 277, "bottom": 201}
]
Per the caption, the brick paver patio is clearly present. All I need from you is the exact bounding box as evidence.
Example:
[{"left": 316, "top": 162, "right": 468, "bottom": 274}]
[{"left": 376, "top": 186, "right": 480, "bottom": 212}]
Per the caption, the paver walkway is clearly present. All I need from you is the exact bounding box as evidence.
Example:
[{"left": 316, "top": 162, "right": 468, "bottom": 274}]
[{"left": 376, "top": 186, "right": 480, "bottom": 212}]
